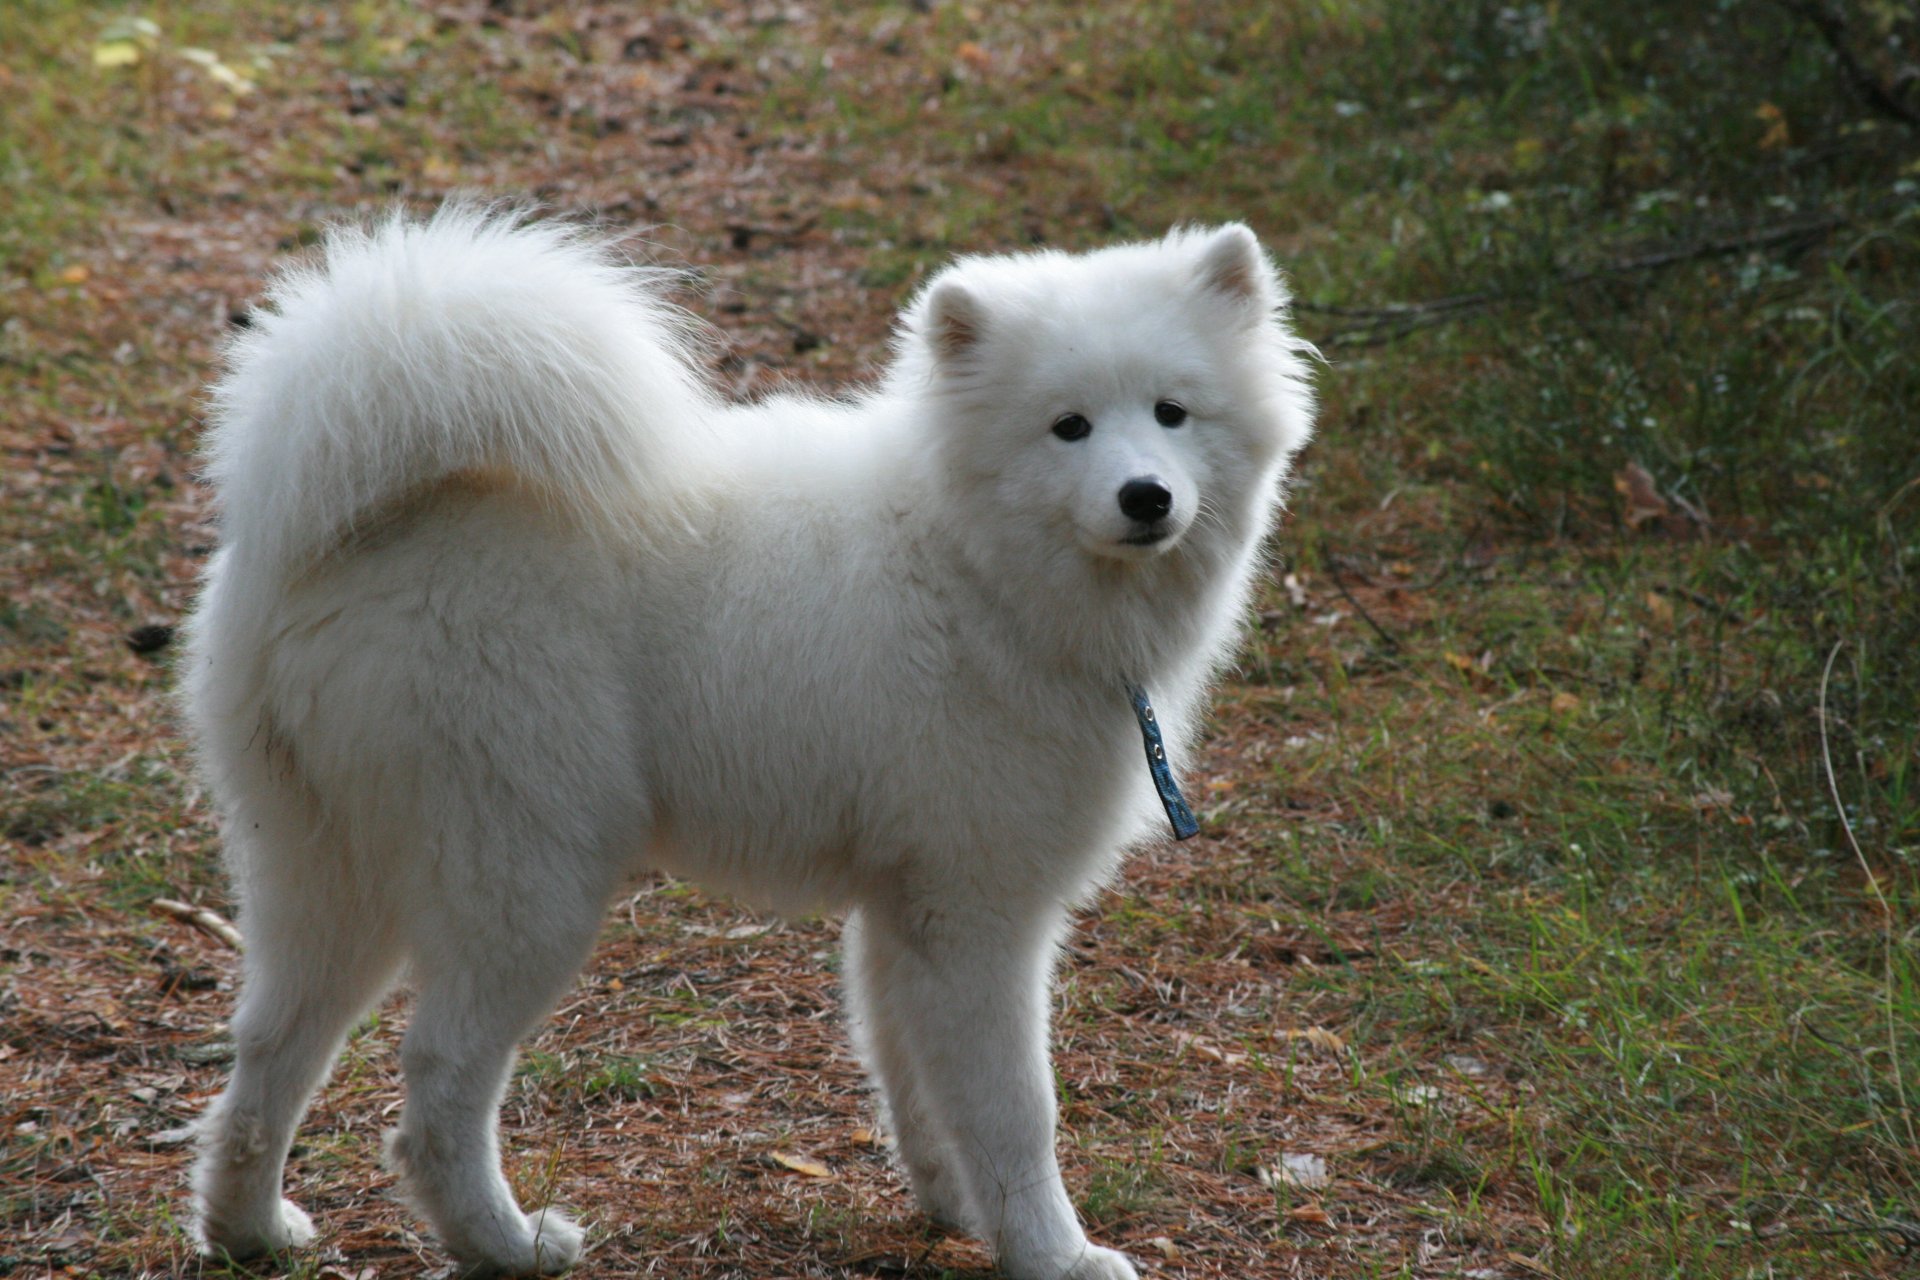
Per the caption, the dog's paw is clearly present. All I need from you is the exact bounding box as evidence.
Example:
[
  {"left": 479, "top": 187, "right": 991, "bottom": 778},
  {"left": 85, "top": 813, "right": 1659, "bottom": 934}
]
[
  {"left": 904, "top": 1163, "right": 970, "bottom": 1232},
  {"left": 1060, "top": 1243, "right": 1139, "bottom": 1280},
  {"left": 523, "top": 1208, "right": 584, "bottom": 1274},
  {"left": 454, "top": 1207, "right": 583, "bottom": 1277},
  {"left": 1000, "top": 1240, "right": 1139, "bottom": 1280},
  {"left": 196, "top": 1197, "right": 316, "bottom": 1259},
  {"left": 915, "top": 1196, "right": 969, "bottom": 1234}
]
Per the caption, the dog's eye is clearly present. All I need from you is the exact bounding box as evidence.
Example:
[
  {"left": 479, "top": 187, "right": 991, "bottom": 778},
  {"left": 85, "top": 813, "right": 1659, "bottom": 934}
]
[
  {"left": 1154, "top": 400, "right": 1188, "bottom": 427},
  {"left": 1051, "top": 413, "right": 1092, "bottom": 442}
]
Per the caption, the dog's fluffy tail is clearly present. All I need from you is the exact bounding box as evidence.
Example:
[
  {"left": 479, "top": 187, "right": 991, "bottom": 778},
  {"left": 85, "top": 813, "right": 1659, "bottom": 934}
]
[{"left": 203, "top": 204, "right": 717, "bottom": 574}]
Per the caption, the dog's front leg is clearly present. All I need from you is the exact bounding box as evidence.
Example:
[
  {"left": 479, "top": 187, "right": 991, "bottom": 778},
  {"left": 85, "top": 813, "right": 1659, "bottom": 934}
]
[{"left": 855, "top": 901, "right": 1138, "bottom": 1280}]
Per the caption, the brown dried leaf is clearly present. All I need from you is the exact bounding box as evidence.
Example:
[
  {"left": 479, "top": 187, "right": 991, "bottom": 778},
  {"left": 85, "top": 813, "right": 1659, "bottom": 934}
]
[
  {"left": 770, "top": 1151, "right": 831, "bottom": 1178},
  {"left": 1614, "top": 461, "right": 1669, "bottom": 530},
  {"left": 1174, "top": 1031, "right": 1248, "bottom": 1066},
  {"left": 954, "top": 41, "right": 993, "bottom": 72},
  {"left": 1277, "top": 1026, "right": 1347, "bottom": 1054}
]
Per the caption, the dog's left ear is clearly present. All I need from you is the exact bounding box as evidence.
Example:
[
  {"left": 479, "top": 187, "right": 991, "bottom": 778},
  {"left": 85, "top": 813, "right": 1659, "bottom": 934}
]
[{"left": 1196, "top": 224, "right": 1279, "bottom": 314}]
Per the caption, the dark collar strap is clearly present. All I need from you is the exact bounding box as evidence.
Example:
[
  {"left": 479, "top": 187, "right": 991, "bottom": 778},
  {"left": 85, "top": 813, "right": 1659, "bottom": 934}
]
[{"left": 1126, "top": 684, "right": 1200, "bottom": 841}]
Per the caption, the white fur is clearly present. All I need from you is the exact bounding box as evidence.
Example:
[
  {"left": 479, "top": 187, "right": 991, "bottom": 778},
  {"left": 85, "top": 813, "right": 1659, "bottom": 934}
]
[{"left": 182, "top": 205, "right": 1314, "bottom": 1280}]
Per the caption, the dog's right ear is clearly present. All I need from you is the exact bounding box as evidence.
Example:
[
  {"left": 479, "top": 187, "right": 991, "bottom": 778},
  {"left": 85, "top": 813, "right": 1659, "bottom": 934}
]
[{"left": 923, "top": 279, "right": 985, "bottom": 364}]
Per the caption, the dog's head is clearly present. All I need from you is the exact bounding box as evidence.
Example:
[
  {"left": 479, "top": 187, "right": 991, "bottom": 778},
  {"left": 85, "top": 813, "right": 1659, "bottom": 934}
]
[{"left": 901, "top": 225, "right": 1314, "bottom": 565}]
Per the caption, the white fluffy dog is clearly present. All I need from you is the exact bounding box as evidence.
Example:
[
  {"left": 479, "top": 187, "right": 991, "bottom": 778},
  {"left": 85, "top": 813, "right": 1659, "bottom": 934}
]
[{"left": 181, "top": 207, "right": 1313, "bottom": 1279}]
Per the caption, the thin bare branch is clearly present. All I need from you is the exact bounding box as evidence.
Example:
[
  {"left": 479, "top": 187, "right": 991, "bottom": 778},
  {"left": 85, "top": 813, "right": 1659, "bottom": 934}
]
[
  {"left": 151, "top": 897, "right": 245, "bottom": 952},
  {"left": 1300, "top": 213, "right": 1847, "bottom": 347}
]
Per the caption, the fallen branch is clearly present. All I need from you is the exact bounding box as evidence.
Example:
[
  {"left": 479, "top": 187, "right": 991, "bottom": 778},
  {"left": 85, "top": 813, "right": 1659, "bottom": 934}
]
[
  {"left": 1650, "top": 582, "right": 1742, "bottom": 623},
  {"left": 1319, "top": 541, "right": 1404, "bottom": 655},
  {"left": 151, "top": 898, "right": 244, "bottom": 952},
  {"left": 1808, "top": 1209, "right": 1920, "bottom": 1255},
  {"left": 1298, "top": 212, "right": 1849, "bottom": 348},
  {"left": 1780, "top": 0, "right": 1920, "bottom": 131}
]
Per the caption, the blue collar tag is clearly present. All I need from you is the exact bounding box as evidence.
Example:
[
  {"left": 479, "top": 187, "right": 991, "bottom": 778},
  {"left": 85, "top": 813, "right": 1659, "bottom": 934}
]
[{"left": 1126, "top": 684, "right": 1200, "bottom": 841}]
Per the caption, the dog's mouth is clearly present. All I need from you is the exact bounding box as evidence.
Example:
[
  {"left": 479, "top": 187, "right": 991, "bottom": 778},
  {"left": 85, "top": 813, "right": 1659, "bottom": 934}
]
[
  {"left": 1084, "top": 518, "right": 1185, "bottom": 562},
  {"left": 1120, "top": 523, "right": 1173, "bottom": 547}
]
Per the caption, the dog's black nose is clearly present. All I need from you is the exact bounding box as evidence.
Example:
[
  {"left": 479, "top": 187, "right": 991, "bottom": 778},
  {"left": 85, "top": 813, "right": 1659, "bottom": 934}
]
[{"left": 1118, "top": 477, "right": 1174, "bottom": 523}]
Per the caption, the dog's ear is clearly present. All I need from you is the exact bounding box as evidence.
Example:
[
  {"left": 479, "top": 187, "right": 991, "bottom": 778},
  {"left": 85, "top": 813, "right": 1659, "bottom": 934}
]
[
  {"left": 924, "top": 279, "right": 985, "bottom": 363},
  {"left": 1196, "top": 224, "right": 1278, "bottom": 313}
]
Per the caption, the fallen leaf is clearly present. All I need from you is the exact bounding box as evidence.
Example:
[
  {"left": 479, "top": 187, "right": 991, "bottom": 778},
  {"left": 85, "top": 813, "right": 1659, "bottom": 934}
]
[
  {"left": 770, "top": 1151, "right": 831, "bottom": 1178},
  {"left": 1550, "top": 690, "right": 1581, "bottom": 717},
  {"left": 1614, "top": 461, "right": 1668, "bottom": 530},
  {"left": 93, "top": 40, "right": 142, "bottom": 69},
  {"left": 1143, "top": 1236, "right": 1181, "bottom": 1261},
  {"left": 1174, "top": 1031, "right": 1248, "bottom": 1066},
  {"left": 178, "top": 47, "right": 255, "bottom": 94},
  {"left": 1285, "top": 1204, "right": 1331, "bottom": 1224},
  {"left": 1257, "top": 1151, "right": 1329, "bottom": 1190},
  {"left": 1277, "top": 1026, "right": 1347, "bottom": 1054}
]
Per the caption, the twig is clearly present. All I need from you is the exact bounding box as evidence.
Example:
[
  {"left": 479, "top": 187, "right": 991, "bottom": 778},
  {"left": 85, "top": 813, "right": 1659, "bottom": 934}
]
[
  {"left": 151, "top": 898, "right": 244, "bottom": 952},
  {"left": 1650, "top": 582, "right": 1742, "bottom": 623},
  {"left": 1319, "top": 542, "right": 1404, "bottom": 655},
  {"left": 1299, "top": 212, "right": 1848, "bottom": 347},
  {"left": 1807, "top": 1210, "right": 1920, "bottom": 1254},
  {"left": 1294, "top": 289, "right": 1502, "bottom": 347},
  {"left": 1817, "top": 640, "right": 1916, "bottom": 1153},
  {"left": 1555, "top": 214, "right": 1847, "bottom": 285},
  {"left": 1780, "top": 1, "right": 1920, "bottom": 131}
]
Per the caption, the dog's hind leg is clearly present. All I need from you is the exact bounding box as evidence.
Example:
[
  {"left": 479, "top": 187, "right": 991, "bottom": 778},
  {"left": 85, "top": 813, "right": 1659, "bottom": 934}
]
[
  {"left": 385, "top": 840, "right": 614, "bottom": 1277},
  {"left": 851, "top": 901, "right": 1139, "bottom": 1280},
  {"left": 193, "top": 811, "right": 402, "bottom": 1260}
]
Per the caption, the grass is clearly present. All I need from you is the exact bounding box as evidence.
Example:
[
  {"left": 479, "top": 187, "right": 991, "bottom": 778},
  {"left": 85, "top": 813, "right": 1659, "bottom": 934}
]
[{"left": 2, "top": 0, "right": 1916, "bottom": 1277}]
